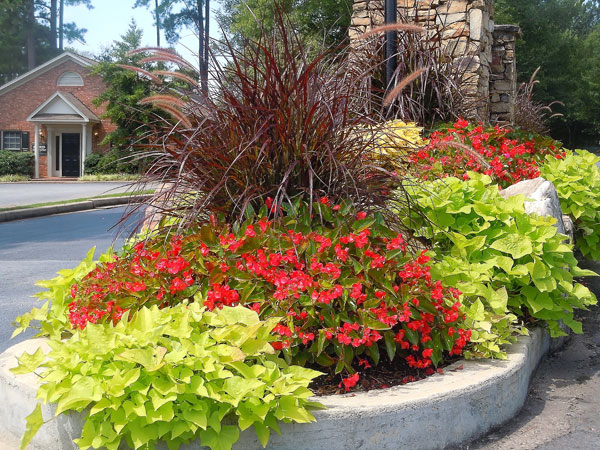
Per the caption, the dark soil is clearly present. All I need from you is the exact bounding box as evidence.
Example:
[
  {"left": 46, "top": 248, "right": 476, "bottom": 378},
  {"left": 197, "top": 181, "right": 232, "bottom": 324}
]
[{"left": 308, "top": 353, "right": 464, "bottom": 396}]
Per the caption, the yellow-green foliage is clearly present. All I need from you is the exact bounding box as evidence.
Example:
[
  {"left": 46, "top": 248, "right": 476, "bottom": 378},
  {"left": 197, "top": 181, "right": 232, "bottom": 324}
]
[
  {"left": 13, "top": 304, "right": 323, "bottom": 450},
  {"left": 377, "top": 120, "right": 428, "bottom": 156},
  {"left": 540, "top": 149, "right": 600, "bottom": 260},
  {"left": 404, "top": 173, "right": 597, "bottom": 358}
]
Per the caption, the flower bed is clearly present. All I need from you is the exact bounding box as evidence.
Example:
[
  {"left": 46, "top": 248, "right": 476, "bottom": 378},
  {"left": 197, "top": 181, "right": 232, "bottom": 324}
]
[
  {"left": 0, "top": 326, "right": 561, "bottom": 450},
  {"left": 6, "top": 13, "right": 600, "bottom": 450},
  {"left": 409, "top": 119, "right": 564, "bottom": 187}
]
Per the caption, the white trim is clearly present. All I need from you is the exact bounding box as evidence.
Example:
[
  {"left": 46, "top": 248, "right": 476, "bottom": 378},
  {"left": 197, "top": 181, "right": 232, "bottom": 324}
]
[
  {"left": 57, "top": 71, "right": 84, "bottom": 87},
  {"left": 81, "top": 124, "right": 87, "bottom": 176},
  {"left": 34, "top": 124, "right": 39, "bottom": 179},
  {"left": 27, "top": 91, "right": 87, "bottom": 123},
  {"left": 0, "top": 52, "right": 96, "bottom": 97},
  {"left": 47, "top": 127, "right": 53, "bottom": 177}
]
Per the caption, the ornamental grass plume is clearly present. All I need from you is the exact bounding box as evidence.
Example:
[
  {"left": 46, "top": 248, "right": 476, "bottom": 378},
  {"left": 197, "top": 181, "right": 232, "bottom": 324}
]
[
  {"left": 355, "top": 4, "right": 484, "bottom": 126},
  {"left": 120, "top": 8, "right": 427, "bottom": 234},
  {"left": 514, "top": 67, "right": 564, "bottom": 134}
]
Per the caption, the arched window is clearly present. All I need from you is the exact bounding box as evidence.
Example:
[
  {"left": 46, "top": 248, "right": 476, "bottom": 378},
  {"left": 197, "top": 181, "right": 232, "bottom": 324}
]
[{"left": 57, "top": 71, "right": 84, "bottom": 86}]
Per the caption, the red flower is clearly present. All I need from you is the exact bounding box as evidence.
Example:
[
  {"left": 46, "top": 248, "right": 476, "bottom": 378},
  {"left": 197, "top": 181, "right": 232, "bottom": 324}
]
[
  {"left": 358, "top": 358, "right": 371, "bottom": 369},
  {"left": 245, "top": 225, "right": 257, "bottom": 237},
  {"left": 167, "top": 257, "right": 189, "bottom": 274},
  {"left": 455, "top": 118, "right": 469, "bottom": 129},
  {"left": 169, "top": 277, "right": 187, "bottom": 294},
  {"left": 339, "top": 373, "right": 360, "bottom": 392},
  {"left": 125, "top": 281, "right": 146, "bottom": 292},
  {"left": 356, "top": 211, "right": 367, "bottom": 220}
]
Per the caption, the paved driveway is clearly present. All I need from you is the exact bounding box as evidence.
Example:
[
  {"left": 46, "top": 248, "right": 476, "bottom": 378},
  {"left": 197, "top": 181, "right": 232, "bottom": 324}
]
[
  {"left": 0, "top": 206, "right": 142, "bottom": 352},
  {"left": 0, "top": 182, "right": 138, "bottom": 208}
]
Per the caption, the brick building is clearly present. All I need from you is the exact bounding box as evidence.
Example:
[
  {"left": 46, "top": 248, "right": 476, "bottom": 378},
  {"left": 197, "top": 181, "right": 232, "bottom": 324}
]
[{"left": 0, "top": 52, "right": 115, "bottom": 178}]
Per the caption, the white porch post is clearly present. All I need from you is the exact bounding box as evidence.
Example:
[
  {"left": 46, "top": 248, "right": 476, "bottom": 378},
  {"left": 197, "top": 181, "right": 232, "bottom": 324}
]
[
  {"left": 81, "top": 123, "right": 87, "bottom": 177},
  {"left": 47, "top": 127, "right": 53, "bottom": 177},
  {"left": 34, "top": 123, "right": 40, "bottom": 179}
]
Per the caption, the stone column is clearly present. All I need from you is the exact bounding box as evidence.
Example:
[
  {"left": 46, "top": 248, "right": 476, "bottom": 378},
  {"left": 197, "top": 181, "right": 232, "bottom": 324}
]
[
  {"left": 349, "top": 0, "right": 495, "bottom": 122},
  {"left": 489, "top": 24, "right": 521, "bottom": 123}
]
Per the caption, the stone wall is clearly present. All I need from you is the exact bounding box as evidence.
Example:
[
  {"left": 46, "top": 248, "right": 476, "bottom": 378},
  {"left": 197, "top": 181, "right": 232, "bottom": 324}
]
[
  {"left": 490, "top": 25, "right": 520, "bottom": 123},
  {"left": 350, "top": 0, "right": 520, "bottom": 124}
]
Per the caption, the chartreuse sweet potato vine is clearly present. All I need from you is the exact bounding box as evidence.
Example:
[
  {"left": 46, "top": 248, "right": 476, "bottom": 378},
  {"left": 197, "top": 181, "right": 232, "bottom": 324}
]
[
  {"left": 404, "top": 173, "right": 597, "bottom": 358},
  {"left": 539, "top": 149, "right": 600, "bottom": 260},
  {"left": 12, "top": 303, "right": 323, "bottom": 450}
]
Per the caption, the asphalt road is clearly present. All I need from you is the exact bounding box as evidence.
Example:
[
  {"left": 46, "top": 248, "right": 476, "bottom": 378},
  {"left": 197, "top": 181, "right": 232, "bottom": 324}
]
[
  {"left": 0, "top": 206, "right": 141, "bottom": 352},
  {"left": 456, "top": 258, "right": 600, "bottom": 450},
  {"left": 0, "top": 182, "right": 136, "bottom": 208}
]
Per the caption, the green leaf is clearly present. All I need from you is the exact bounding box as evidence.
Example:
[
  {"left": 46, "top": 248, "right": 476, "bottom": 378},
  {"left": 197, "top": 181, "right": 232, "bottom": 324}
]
[
  {"left": 490, "top": 234, "right": 533, "bottom": 259},
  {"left": 384, "top": 331, "right": 396, "bottom": 361},
  {"left": 115, "top": 347, "right": 167, "bottom": 372},
  {"left": 368, "top": 343, "right": 380, "bottom": 365},
  {"left": 352, "top": 218, "right": 376, "bottom": 232},
  {"left": 11, "top": 347, "right": 46, "bottom": 375},
  {"left": 200, "top": 426, "right": 240, "bottom": 450},
  {"left": 55, "top": 376, "right": 103, "bottom": 415},
  {"left": 488, "top": 287, "right": 508, "bottom": 314},
  {"left": 254, "top": 422, "right": 270, "bottom": 448},
  {"left": 527, "top": 292, "right": 554, "bottom": 313},
  {"left": 20, "top": 403, "right": 44, "bottom": 450}
]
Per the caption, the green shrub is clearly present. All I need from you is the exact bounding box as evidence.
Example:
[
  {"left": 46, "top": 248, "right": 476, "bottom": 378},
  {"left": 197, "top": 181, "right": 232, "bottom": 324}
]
[
  {"left": 0, "top": 174, "right": 30, "bottom": 182},
  {"left": 84, "top": 149, "right": 141, "bottom": 175},
  {"left": 83, "top": 152, "right": 103, "bottom": 175},
  {"left": 539, "top": 149, "right": 600, "bottom": 260},
  {"left": 0, "top": 150, "right": 34, "bottom": 177},
  {"left": 405, "top": 173, "right": 597, "bottom": 357},
  {"left": 12, "top": 303, "right": 323, "bottom": 450}
]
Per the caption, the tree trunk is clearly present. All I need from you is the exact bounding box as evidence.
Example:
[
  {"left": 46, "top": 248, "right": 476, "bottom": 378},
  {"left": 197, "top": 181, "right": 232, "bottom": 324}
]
[
  {"left": 154, "top": 0, "right": 160, "bottom": 47},
  {"left": 204, "top": 0, "right": 209, "bottom": 87},
  {"left": 59, "top": 0, "right": 64, "bottom": 51},
  {"left": 26, "top": 0, "right": 36, "bottom": 70},
  {"left": 197, "top": 0, "right": 207, "bottom": 93},
  {"left": 51, "top": 0, "right": 58, "bottom": 50}
]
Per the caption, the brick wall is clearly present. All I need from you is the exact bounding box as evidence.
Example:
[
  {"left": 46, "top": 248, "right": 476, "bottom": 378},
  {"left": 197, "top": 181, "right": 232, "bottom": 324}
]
[{"left": 0, "top": 58, "right": 116, "bottom": 176}]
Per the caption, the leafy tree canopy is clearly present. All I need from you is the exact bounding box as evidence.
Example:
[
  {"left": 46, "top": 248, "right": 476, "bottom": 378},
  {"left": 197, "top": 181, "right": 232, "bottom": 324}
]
[
  {"left": 216, "top": 0, "right": 354, "bottom": 50},
  {"left": 0, "top": 0, "right": 91, "bottom": 83},
  {"left": 92, "top": 21, "right": 159, "bottom": 150},
  {"left": 495, "top": 0, "right": 600, "bottom": 146}
]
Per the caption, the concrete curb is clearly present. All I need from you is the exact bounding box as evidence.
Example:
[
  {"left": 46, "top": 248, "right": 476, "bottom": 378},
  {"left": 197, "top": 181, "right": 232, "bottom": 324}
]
[
  {"left": 0, "top": 195, "right": 152, "bottom": 223},
  {"left": 0, "top": 328, "right": 562, "bottom": 450}
]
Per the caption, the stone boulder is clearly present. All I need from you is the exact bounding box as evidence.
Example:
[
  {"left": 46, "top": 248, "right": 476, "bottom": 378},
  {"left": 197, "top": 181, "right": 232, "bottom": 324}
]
[{"left": 499, "top": 177, "right": 569, "bottom": 238}]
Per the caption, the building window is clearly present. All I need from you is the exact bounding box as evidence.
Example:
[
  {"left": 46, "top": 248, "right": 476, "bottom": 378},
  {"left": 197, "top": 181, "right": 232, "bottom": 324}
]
[
  {"left": 1, "top": 131, "right": 29, "bottom": 151},
  {"left": 57, "top": 71, "right": 84, "bottom": 86}
]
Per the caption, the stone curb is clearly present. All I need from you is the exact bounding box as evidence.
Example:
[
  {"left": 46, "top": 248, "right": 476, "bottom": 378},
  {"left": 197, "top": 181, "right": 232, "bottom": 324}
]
[
  {"left": 0, "top": 328, "right": 563, "bottom": 450},
  {"left": 0, "top": 195, "right": 152, "bottom": 223}
]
